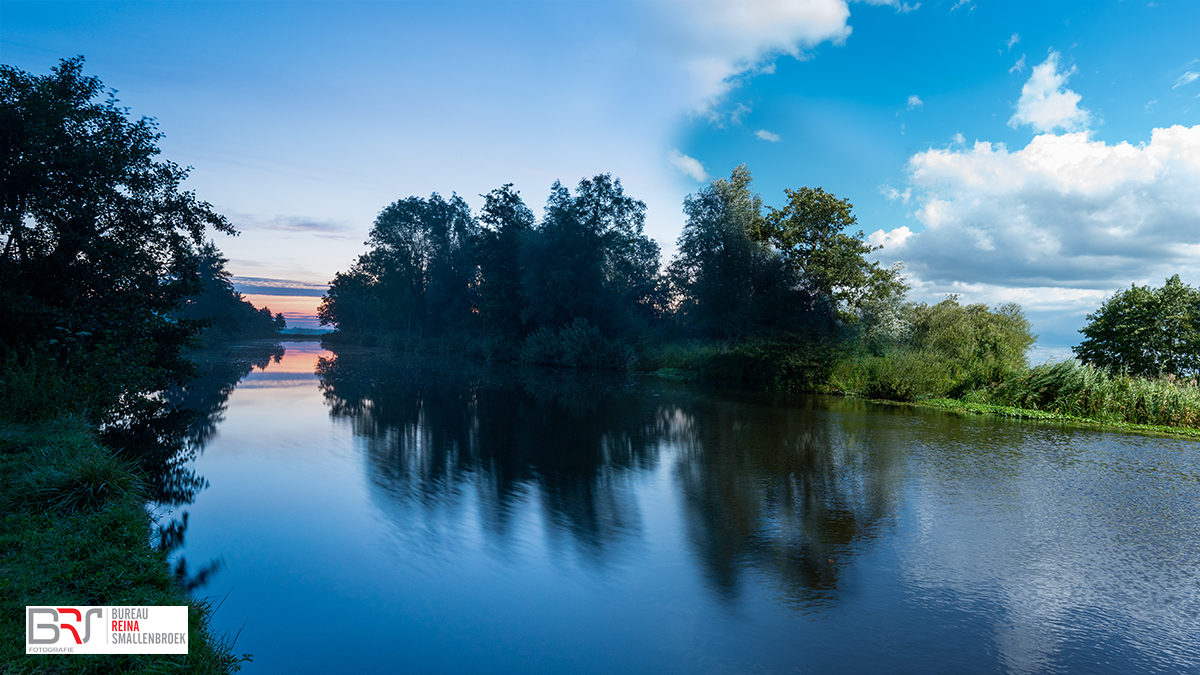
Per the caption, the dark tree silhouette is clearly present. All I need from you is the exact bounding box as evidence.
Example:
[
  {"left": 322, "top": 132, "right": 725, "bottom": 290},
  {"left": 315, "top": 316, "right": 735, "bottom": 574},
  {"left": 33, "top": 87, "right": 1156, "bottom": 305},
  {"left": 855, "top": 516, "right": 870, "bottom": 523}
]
[{"left": 0, "top": 57, "right": 235, "bottom": 416}]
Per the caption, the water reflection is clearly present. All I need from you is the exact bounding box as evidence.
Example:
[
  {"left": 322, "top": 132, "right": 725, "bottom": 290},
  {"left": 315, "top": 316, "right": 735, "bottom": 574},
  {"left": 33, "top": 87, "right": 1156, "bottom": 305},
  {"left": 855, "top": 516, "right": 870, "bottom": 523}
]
[
  {"left": 124, "top": 340, "right": 287, "bottom": 589},
  {"left": 172, "top": 344, "right": 1200, "bottom": 673},
  {"left": 316, "top": 350, "right": 900, "bottom": 600},
  {"left": 665, "top": 395, "right": 904, "bottom": 603}
]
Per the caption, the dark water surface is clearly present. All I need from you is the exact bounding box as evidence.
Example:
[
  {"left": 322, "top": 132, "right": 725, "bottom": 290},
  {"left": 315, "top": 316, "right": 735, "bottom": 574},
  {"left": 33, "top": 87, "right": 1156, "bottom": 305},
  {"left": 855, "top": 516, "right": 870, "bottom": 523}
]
[{"left": 166, "top": 341, "right": 1200, "bottom": 674}]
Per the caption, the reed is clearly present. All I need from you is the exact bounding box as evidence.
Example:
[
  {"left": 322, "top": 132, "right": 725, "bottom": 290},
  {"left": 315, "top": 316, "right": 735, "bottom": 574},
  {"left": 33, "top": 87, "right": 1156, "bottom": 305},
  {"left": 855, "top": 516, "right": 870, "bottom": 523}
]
[{"left": 992, "top": 360, "right": 1200, "bottom": 428}]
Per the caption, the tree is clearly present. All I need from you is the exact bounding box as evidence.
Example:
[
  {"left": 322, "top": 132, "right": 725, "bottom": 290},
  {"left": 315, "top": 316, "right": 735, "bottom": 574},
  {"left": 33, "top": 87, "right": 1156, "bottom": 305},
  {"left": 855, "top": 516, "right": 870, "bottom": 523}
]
[
  {"left": 318, "top": 193, "right": 479, "bottom": 337},
  {"left": 477, "top": 184, "right": 535, "bottom": 340},
  {"left": 668, "top": 166, "right": 816, "bottom": 338},
  {"left": 1074, "top": 275, "right": 1200, "bottom": 377},
  {"left": 909, "top": 297, "right": 1035, "bottom": 387},
  {"left": 755, "top": 186, "right": 903, "bottom": 322},
  {"left": 0, "top": 57, "right": 234, "bottom": 412},
  {"left": 520, "top": 174, "right": 660, "bottom": 336},
  {"left": 178, "top": 242, "right": 285, "bottom": 342}
]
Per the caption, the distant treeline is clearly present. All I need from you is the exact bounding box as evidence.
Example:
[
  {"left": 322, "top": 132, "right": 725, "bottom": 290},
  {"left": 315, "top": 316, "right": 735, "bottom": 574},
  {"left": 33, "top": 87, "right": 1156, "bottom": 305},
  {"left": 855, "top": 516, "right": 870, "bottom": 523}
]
[{"left": 318, "top": 166, "right": 1040, "bottom": 397}]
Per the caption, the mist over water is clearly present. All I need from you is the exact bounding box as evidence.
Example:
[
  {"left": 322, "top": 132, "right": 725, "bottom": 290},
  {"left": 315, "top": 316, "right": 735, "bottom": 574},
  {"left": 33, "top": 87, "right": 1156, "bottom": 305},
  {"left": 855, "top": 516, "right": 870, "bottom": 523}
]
[{"left": 167, "top": 340, "right": 1200, "bottom": 674}]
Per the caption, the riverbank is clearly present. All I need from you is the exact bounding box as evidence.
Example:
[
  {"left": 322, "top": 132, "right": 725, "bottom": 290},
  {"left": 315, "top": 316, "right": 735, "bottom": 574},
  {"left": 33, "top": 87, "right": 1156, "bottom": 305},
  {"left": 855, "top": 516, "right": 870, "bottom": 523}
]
[{"left": 0, "top": 416, "right": 247, "bottom": 673}]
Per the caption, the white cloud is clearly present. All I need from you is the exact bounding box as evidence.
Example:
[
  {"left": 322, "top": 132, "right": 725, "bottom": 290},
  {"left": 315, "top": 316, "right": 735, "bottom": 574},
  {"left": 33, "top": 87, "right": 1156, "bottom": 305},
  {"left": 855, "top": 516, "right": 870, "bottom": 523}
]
[
  {"left": 653, "top": 0, "right": 853, "bottom": 118},
  {"left": 667, "top": 148, "right": 709, "bottom": 182},
  {"left": 1009, "top": 51, "right": 1090, "bottom": 133},
  {"left": 881, "top": 185, "right": 911, "bottom": 204},
  {"left": 880, "top": 125, "right": 1200, "bottom": 296},
  {"left": 868, "top": 225, "right": 912, "bottom": 249},
  {"left": 755, "top": 129, "right": 782, "bottom": 142},
  {"left": 1173, "top": 71, "right": 1199, "bottom": 89},
  {"left": 859, "top": 0, "right": 920, "bottom": 13},
  {"left": 907, "top": 94, "right": 924, "bottom": 110},
  {"left": 1009, "top": 54, "right": 1026, "bottom": 74},
  {"left": 1006, "top": 33, "right": 1020, "bottom": 50}
]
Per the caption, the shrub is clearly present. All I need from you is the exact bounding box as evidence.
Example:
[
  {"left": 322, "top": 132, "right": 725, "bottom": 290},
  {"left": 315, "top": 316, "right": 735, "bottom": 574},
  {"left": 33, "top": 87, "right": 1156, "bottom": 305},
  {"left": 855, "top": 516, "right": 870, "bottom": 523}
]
[{"left": 519, "top": 319, "right": 626, "bottom": 370}]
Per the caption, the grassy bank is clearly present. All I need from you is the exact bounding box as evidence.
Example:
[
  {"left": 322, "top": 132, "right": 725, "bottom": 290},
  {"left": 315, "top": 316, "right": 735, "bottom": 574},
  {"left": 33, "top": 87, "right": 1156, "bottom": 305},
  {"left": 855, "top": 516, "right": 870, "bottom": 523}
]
[
  {"left": 641, "top": 340, "right": 1200, "bottom": 436},
  {"left": 0, "top": 417, "right": 247, "bottom": 673}
]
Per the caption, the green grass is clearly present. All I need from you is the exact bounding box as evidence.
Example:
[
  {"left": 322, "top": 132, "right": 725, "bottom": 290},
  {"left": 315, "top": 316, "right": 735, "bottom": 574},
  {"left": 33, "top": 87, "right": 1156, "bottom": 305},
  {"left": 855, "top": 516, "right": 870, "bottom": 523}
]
[
  {"left": 0, "top": 418, "right": 249, "bottom": 674},
  {"left": 916, "top": 397, "right": 1200, "bottom": 438}
]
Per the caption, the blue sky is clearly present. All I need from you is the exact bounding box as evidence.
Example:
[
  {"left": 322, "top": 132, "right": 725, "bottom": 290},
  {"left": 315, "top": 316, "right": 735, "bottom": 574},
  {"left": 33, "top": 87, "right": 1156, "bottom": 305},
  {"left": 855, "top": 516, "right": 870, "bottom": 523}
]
[{"left": 3, "top": 1, "right": 1199, "bottom": 352}]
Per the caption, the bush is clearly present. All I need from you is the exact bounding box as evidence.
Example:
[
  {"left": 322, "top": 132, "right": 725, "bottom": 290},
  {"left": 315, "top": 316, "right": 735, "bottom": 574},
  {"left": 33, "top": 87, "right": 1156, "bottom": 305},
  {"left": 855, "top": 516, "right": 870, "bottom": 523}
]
[
  {"left": 691, "top": 334, "right": 840, "bottom": 391},
  {"left": 827, "top": 347, "right": 960, "bottom": 401},
  {"left": 519, "top": 318, "right": 628, "bottom": 370}
]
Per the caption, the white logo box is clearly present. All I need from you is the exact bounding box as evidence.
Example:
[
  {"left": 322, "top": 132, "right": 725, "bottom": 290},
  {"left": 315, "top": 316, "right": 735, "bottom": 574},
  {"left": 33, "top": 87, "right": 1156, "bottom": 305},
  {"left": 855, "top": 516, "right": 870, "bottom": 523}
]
[{"left": 26, "top": 606, "right": 188, "bottom": 655}]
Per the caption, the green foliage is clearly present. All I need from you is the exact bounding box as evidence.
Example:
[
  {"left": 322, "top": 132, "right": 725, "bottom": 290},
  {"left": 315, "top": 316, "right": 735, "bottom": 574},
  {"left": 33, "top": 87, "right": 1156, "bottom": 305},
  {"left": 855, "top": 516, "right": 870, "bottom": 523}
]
[
  {"left": 908, "top": 297, "right": 1035, "bottom": 391},
  {"left": 0, "top": 420, "right": 248, "bottom": 673},
  {"left": 668, "top": 166, "right": 825, "bottom": 339},
  {"left": 519, "top": 318, "right": 629, "bottom": 370},
  {"left": 1074, "top": 274, "right": 1200, "bottom": 377},
  {"left": 992, "top": 359, "right": 1200, "bottom": 428},
  {"left": 755, "top": 186, "right": 905, "bottom": 322},
  {"left": 0, "top": 58, "right": 234, "bottom": 404},
  {"left": 828, "top": 298, "right": 1035, "bottom": 401},
  {"left": 684, "top": 335, "right": 841, "bottom": 392},
  {"left": 829, "top": 347, "right": 960, "bottom": 401}
]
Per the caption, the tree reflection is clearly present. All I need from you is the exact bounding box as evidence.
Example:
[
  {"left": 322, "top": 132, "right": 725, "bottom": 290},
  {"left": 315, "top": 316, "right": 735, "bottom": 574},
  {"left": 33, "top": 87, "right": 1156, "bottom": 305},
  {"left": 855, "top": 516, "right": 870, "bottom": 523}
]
[
  {"left": 317, "top": 352, "right": 660, "bottom": 562},
  {"left": 663, "top": 394, "right": 905, "bottom": 604},
  {"left": 316, "top": 349, "right": 903, "bottom": 603},
  {"left": 104, "top": 340, "right": 286, "bottom": 591}
]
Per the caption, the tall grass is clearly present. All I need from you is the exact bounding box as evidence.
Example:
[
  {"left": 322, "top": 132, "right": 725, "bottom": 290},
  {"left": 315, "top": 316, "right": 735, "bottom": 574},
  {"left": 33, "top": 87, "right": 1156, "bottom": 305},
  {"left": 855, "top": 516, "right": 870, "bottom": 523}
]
[{"left": 993, "top": 359, "right": 1200, "bottom": 428}]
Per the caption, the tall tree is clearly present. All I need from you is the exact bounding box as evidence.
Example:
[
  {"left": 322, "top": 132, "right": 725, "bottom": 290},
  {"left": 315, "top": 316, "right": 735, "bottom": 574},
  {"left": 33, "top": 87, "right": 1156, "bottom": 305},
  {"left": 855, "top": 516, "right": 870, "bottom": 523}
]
[
  {"left": 320, "top": 193, "right": 478, "bottom": 337},
  {"left": 755, "top": 186, "right": 903, "bottom": 323},
  {"left": 477, "top": 184, "right": 535, "bottom": 340},
  {"left": 521, "top": 175, "right": 661, "bottom": 336},
  {"left": 669, "top": 166, "right": 810, "bottom": 338},
  {"left": 1074, "top": 275, "right": 1200, "bottom": 377},
  {"left": 0, "top": 57, "right": 234, "bottom": 406}
]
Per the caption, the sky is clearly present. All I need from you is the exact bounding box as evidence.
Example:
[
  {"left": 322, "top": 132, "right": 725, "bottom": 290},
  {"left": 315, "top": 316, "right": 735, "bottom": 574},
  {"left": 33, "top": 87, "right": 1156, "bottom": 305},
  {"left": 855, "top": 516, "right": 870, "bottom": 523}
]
[{"left": 3, "top": 0, "right": 1199, "bottom": 355}]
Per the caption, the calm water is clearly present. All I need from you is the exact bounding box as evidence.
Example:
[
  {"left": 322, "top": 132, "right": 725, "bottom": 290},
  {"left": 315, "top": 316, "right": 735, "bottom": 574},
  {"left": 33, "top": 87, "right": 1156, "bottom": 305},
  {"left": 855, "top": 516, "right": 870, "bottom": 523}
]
[{"left": 164, "top": 340, "right": 1200, "bottom": 674}]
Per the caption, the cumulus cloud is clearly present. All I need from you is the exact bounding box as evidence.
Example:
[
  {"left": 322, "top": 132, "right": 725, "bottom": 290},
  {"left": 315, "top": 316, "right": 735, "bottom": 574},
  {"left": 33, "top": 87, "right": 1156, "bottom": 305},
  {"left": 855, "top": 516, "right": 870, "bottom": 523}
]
[
  {"left": 1009, "top": 54, "right": 1026, "bottom": 74},
  {"left": 1008, "top": 51, "right": 1090, "bottom": 133},
  {"left": 1173, "top": 71, "right": 1199, "bottom": 89},
  {"left": 667, "top": 148, "right": 709, "bottom": 181},
  {"left": 654, "top": 0, "right": 853, "bottom": 117},
  {"left": 755, "top": 129, "right": 782, "bottom": 142},
  {"left": 907, "top": 94, "right": 924, "bottom": 110},
  {"left": 876, "top": 125, "right": 1200, "bottom": 291},
  {"left": 1006, "top": 33, "right": 1020, "bottom": 50}
]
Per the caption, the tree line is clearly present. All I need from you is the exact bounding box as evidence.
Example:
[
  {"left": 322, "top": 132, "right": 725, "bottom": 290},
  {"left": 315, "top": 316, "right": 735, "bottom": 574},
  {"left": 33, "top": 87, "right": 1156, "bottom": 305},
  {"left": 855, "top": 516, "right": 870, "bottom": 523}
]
[{"left": 318, "top": 167, "right": 918, "bottom": 361}]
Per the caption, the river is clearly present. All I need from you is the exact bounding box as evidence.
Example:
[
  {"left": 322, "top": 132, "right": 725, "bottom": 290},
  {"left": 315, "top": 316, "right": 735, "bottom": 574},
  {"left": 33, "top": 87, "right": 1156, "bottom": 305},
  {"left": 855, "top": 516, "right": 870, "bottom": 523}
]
[{"left": 162, "top": 340, "right": 1200, "bottom": 674}]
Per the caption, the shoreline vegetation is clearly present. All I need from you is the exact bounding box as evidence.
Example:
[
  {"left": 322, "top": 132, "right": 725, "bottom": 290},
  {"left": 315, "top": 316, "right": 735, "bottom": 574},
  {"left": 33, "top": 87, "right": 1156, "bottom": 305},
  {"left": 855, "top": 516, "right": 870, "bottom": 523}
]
[
  {"left": 0, "top": 416, "right": 249, "bottom": 674},
  {"left": 1, "top": 59, "right": 256, "bottom": 672},
  {"left": 314, "top": 164, "right": 1200, "bottom": 439}
]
